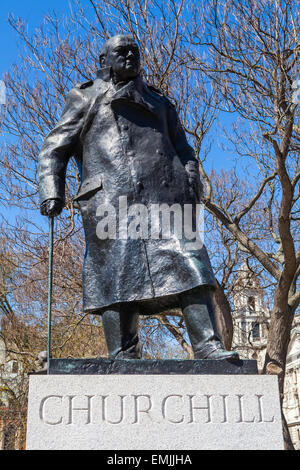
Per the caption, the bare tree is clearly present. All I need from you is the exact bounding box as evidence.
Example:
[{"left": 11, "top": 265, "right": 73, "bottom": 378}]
[
  {"left": 1, "top": 0, "right": 299, "bottom": 449},
  {"left": 185, "top": 0, "right": 300, "bottom": 448},
  {"left": 0, "top": 0, "right": 231, "bottom": 360}
]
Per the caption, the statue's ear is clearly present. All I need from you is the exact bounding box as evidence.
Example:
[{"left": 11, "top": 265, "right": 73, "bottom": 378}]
[{"left": 99, "top": 54, "right": 106, "bottom": 68}]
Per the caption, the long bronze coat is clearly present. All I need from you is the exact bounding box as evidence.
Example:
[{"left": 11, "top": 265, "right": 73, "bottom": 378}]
[{"left": 38, "top": 68, "right": 216, "bottom": 313}]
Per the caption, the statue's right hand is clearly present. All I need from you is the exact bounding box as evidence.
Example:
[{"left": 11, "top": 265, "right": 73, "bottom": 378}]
[{"left": 40, "top": 199, "right": 64, "bottom": 217}]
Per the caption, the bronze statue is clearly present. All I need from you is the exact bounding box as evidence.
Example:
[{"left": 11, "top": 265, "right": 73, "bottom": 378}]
[{"left": 38, "top": 34, "right": 238, "bottom": 361}]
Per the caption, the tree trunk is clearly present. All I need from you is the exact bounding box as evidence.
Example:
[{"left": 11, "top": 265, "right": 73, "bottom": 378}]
[
  {"left": 263, "top": 303, "right": 295, "bottom": 450},
  {"left": 211, "top": 281, "right": 233, "bottom": 350}
]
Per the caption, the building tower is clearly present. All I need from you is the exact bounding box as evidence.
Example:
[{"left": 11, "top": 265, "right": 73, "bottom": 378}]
[{"left": 232, "top": 263, "right": 270, "bottom": 370}]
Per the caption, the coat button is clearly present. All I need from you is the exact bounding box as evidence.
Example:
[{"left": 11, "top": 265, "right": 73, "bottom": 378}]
[
  {"left": 136, "top": 181, "right": 144, "bottom": 191},
  {"left": 156, "top": 149, "right": 163, "bottom": 155},
  {"left": 162, "top": 180, "right": 169, "bottom": 187}
]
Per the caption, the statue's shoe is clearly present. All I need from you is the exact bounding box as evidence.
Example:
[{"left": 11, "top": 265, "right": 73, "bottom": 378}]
[{"left": 195, "top": 349, "right": 239, "bottom": 361}]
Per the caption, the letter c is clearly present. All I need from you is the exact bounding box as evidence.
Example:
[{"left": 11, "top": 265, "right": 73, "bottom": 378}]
[
  {"left": 162, "top": 395, "right": 184, "bottom": 424},
  {"left": 39, "top": 395, "right": 63, "bottom": 425}
]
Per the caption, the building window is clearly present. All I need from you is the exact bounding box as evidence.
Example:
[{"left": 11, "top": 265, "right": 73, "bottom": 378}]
[
  {"left": 251, "top": 322, "right": 260, "bottom": 340},
  {"left": 261, "top": 323, "right": 269, "bottom": 339},
  {"left": 11, "top": 361, "right": 18, "bottom": 374},
  {"left": 248, "top": 296, "right": 255, "bottom": 311},
  {"left": 241, "top": 321, "right": 247, "bottom": 344},
  {"left": 296, "top": 393, "right": 300, "bottom": 417}
]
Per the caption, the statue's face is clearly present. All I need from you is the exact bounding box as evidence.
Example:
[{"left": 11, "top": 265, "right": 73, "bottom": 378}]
[{"left": 105, "top": 36, "right": 140, "bottom": 81}]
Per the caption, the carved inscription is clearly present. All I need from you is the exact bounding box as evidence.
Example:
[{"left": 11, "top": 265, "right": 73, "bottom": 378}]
[
  {"left": 132, "top": 395, "right": 153, "bottom": 424},
  {"left": 188, "top": 394, "right": 212, "bottom": 423},
  {"left": 39, "top": 393, "right": 275, "bottom": 426},
  {"left": 102, "top": 395, "right": 126, "bottom": 425},
  {"left": 162, "top": 395, "right": 184, "bottom": 424}
]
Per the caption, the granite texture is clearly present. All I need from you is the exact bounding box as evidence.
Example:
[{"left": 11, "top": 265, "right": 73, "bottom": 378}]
[{"left": 26, "top": 374, "right": 284, "bottom": 450}]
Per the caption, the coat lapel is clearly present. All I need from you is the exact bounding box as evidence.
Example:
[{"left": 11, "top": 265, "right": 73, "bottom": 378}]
[
  {"left": 81, "top": 71, "right": 159, "bottom": 139},
  {"left": 110, "top": 77, "right": 158, "bottom": 117},
  {"left": 80, "top": 68, "right": 112, "bottom": 138}
]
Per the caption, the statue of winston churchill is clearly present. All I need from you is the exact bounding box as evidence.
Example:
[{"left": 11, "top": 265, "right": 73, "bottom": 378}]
[{"left": 38, "top": 34, "right": 238, "bottom": 361}]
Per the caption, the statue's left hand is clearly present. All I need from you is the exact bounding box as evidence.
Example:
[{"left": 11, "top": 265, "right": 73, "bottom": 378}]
[{"left": 40, "top": 198, "right": 64, "bottom": 217}]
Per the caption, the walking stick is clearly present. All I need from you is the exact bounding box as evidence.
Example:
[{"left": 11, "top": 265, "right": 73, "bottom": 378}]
[{"left": 47, "top": 216, "right": 54, "bottom": 374}]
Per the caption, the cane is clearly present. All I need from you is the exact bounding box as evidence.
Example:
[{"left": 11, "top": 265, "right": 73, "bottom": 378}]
[{"left": 47, "top": 216, "right": 54, "bottom": 374}]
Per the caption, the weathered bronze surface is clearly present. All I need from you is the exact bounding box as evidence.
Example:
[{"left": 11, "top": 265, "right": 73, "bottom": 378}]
[
  {"left": 47, "top": 358, "right": 257, "bottom": 375},
  {"left": 38, "top": 35, "right": 238, "bottom": 361}
]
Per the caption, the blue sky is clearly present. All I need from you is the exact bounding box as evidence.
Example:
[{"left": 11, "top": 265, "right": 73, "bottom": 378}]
[
  {"left": 0, "top": 0, "right": 74, "bottom": 74},
  {"left": 0, "top": 0, "right": 240, "bottom": 230},
  {"left": 0, "top": 1, "right": 76, "bottom": 226},
  {"left": 0, "top": 0, "right": 237, "bottom": 170}
]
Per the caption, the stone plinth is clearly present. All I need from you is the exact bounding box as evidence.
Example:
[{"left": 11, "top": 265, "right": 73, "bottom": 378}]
[{"left": 26, "top": 365, "right": 283, "bottom": 450}]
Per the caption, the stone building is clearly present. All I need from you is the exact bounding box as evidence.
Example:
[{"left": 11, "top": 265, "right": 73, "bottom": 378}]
[
  {"left": 282, "top": 324, "right": 300, "bottom": 449},
  {"left": 231, "top": 264, "right": 300, "bottom": 449},
  {"left": 231, "top": 265, "right": 270, "bottom": 370}
]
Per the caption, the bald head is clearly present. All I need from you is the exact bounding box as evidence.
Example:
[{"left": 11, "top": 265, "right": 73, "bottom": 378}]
[
  {"left": 99, "top": 35, "right": 140, "bottom": 83},
  {"left": 100, "top": 35, "right": 139, "bottom": 64}
]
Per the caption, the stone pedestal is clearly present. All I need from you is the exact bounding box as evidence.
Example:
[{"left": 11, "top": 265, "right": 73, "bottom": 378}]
[{"left": 26, "top": 359, "right": 283, "bottom": 450}]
